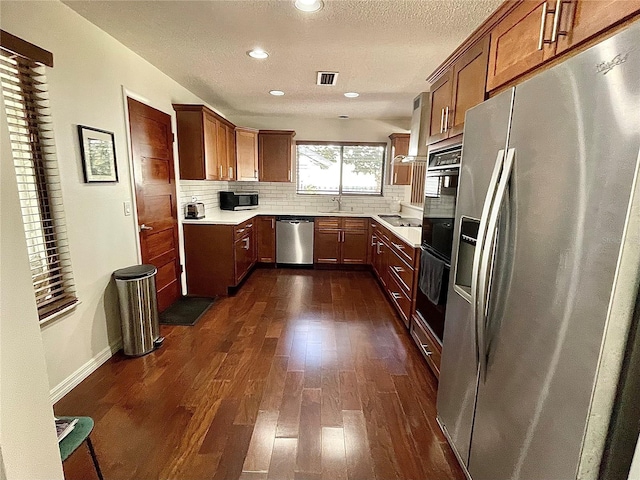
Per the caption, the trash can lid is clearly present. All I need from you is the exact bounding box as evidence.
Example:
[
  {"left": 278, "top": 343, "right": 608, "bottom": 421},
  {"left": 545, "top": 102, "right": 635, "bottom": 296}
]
[{"left": 113, "top": 264, "right": 157, "bottom": 280}]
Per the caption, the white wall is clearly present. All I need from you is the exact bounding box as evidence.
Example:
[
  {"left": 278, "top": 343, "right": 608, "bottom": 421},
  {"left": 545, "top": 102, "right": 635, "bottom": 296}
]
[
  {"left": 630, "top": 438, "right": 640, "bottom": 480},
  {"left": 229, "top": 115, "right": 410, "bottom": 143},
  {"left": 0, "top": 93, "right": 64, "bottom": 479},
  {"left": 0, "top": 0, "right": 213, "bottom": 399}
]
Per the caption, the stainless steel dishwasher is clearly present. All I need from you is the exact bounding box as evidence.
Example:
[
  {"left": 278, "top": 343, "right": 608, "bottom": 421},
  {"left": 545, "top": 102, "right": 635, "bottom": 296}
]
[{"left": 276, "top": 216, "right": 314, "bottom": 265}]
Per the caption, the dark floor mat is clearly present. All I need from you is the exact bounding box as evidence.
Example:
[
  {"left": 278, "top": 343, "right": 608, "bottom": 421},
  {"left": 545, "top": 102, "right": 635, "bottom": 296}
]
[{"left": 159, "top": 296, "right": 215, "bottom": 326}]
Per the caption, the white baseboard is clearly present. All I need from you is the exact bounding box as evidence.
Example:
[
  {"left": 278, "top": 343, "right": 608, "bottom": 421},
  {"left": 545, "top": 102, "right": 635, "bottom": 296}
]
[{"left": 49, "top": 338, "right": 122, "bottom": 404}]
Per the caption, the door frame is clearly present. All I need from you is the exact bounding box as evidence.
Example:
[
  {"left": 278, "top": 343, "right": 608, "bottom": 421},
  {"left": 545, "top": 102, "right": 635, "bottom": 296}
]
[{"left": 120, "top": 86, "right": 186, "bottom": 295}]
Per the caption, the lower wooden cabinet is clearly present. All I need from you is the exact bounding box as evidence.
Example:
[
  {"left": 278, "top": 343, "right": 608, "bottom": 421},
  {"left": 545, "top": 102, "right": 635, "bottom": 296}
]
[
  {"left": 256, "top": 216, "right": 276, "bottom": 263},
  {"left": 184, "top": 219, "right": 256, "bottom": 296},
  {"left": 314, "top": 217, "right": 368, "bottom": 265},
  {"left": 342, "top": 230, "right": 368, "bottom": 264},
  {"left": 369, "top": 222, "right": 420, "bottom": 329},
  {"left": 234, "top": 231, "right": 255, "bottom": 284},
  {"left": 410, "top": 313, "right": 442, "bottom": 379},
  {"left": 314, "top": 229, "right": 341, "bottom": 264}
]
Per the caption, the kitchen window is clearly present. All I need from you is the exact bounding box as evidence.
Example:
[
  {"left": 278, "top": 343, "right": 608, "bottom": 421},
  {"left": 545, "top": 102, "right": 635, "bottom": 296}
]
[
  {"left": 1, "top": 32, "right": 78, "bottom": 321},
  {"left": 296, "top": 141, "right": 386, "bottom": 195}
]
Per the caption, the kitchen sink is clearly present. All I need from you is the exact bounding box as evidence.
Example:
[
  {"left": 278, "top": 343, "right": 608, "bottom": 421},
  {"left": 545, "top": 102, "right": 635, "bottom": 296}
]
[{"left": 378, "top": 214, "right": 422, "bottom": 228}]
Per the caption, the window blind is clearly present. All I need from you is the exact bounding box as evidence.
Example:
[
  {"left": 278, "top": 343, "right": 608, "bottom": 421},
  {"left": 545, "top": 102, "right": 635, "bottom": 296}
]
[{"left": 0, "top": 49, "right": 77, "bottom": 319}]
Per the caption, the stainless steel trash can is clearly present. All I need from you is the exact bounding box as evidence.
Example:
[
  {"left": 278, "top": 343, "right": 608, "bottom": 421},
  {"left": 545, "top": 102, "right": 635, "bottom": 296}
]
[{"left": 114, "top": 264, "right": 162, "bottom": 356}]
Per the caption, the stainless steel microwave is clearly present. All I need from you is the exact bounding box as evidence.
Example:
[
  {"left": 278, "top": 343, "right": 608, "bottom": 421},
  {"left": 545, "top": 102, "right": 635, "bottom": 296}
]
[{"left": 219, "top": 191, "right": 259, "bottom": 211}]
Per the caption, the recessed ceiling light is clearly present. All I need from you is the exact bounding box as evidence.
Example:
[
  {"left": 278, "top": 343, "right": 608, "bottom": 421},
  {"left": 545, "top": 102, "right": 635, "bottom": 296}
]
[
  {"left": 247, "top": 49, "right": 269, "bottom": 59},
  {"left": 338, "top": 115, "right": 349, "bottom": 119},
  {"left": 344, "top": 92, "right": 360, "bottom": 98},
  {"left": 269, "top": 90, "right": 285, "bottom": 96},
  {"left": 294, "top": 0, "right": 324, "bottom": 12}
]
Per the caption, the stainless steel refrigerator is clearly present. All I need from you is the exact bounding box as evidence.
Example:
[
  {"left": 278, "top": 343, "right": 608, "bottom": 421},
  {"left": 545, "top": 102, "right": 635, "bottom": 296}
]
[{"left": 437, "top": 21, "right": 640, "bottom": 480}]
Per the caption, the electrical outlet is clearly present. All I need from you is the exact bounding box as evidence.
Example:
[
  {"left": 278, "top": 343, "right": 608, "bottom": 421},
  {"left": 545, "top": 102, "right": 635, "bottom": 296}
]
[{"left": 123, "top": 200, "right": 132, "bottom": 216}]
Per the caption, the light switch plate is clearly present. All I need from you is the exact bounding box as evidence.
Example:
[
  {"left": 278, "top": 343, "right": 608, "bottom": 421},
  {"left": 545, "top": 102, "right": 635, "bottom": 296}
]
[{"left": 123, "top": 200, "right": 132, "bottom": 216}]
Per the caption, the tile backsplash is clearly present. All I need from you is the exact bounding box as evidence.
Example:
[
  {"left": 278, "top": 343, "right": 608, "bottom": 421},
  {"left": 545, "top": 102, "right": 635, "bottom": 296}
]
[{"left": 179, "top": 180, "right": 410, "bottom": 215}]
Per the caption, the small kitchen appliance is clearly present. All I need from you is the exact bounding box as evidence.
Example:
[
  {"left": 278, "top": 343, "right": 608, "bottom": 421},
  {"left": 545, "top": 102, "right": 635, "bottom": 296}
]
[
  {"left": 184, "top": 202, "right": 205, "bottom": 219},
  {"left": 219, "top": 191, "right": 259, "bottom": 211}
]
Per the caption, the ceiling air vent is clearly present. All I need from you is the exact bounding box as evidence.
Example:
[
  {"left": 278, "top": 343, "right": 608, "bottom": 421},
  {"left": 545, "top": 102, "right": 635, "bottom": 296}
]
[{"left": 316, "top": 71, "right": 339, "bottom": 86}]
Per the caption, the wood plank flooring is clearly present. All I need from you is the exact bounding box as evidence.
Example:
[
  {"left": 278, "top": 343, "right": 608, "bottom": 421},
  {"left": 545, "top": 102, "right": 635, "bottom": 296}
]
[{"left": 56, "top": 268, "right": 464, "bottom": 480}]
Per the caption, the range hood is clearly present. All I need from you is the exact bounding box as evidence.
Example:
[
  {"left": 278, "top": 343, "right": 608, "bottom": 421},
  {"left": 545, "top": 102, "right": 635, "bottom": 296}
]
[{"left": 394, "top": 92, "right": 430, "bottom": 164}]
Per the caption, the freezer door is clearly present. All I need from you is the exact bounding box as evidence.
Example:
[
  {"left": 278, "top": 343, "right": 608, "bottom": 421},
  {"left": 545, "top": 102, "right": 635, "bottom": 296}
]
[
  {"left": 436, "top": 88, "right": 514, "bottom": 466},
  {"left": 469, "top": 22, "right": 640, "bottom": 480}
]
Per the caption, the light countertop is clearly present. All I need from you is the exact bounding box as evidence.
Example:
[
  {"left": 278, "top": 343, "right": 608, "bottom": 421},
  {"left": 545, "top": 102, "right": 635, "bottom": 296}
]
[{"left": 182, "top": 208, "right": 423, "bottom": 247}]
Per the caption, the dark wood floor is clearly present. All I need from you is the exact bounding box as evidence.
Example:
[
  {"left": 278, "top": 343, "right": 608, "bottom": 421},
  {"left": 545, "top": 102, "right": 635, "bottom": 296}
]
[{"left": 56, "top": 268, "right": 464, "bottom": 480}]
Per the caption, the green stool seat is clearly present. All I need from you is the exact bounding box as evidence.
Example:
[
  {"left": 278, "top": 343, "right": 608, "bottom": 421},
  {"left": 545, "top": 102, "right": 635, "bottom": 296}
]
[{"left": 57, "top": 416, "right": 104, "bottom": 480}]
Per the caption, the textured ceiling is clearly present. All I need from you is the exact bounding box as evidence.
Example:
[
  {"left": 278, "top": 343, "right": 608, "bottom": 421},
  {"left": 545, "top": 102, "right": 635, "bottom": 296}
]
[{"left": 63, "top": 0, "right": 502, "bottom": 120}]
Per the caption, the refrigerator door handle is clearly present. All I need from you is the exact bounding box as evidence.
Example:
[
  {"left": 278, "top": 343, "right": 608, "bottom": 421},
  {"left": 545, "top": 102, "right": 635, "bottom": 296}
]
[
  {"left": 477, "top": 148, "right": 516, "bottom": 379},
  {"left": 472, "top": 149, "right": 506, "bottom": 365}
]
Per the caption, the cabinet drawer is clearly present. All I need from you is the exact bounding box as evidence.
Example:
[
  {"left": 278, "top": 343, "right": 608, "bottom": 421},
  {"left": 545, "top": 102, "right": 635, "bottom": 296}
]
[
  {"left": 387, "top": 273, "right": 411, "bottom": 327},
  {"left": 388, "top": 249, "right": 415, "bottom": 295},
  {"left": 410, "top": 314, "right": 442, "bottom": 379},
  {"left": 315, "top": 217, "right": 340, "bottom": 229},
  {"left": 234, "top": 219, "right": 254, "bottom": 240},
  {"left": 343, "top": 217, "right": 368, "bottom": 231},
  {"left": 388, "top": 234, "right": 416, "bottom": 266}
]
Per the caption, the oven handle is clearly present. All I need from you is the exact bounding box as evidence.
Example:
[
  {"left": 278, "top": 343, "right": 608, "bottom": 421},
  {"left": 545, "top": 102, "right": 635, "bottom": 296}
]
[
  {"left": 426, "top": 167, "right": 460, "bottom": 178},
  {"left": 419, "top": 245, "right": 451, "bottom": 269}
]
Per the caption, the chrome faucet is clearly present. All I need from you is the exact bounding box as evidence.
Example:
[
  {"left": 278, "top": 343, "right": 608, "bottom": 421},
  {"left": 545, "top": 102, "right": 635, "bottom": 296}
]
[{"left": 332, "top": 194, "right": 343, "bottom": 211}]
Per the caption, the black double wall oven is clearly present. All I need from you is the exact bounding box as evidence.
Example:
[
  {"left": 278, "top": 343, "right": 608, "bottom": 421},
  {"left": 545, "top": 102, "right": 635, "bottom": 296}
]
[{"left": 415, "top": 146, "right": 461, "bottom": 344}]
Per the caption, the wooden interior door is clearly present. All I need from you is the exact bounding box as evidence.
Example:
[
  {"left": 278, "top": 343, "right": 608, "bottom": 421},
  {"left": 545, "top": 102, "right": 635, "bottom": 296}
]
[
  {"left": 449, "top": 36, "right": 490, "bottom": 137},
  {"left": 127, "top": 97, "right": 181, "bottom": 312},
  {"left": 556, "top": 0, "right": 640, "bottom": 54},
  {"left": 427, "top": 72, "right": 453, "bottom": 144},
  {"left": 486, "top": 0, "right": 556, "bottom": 91}
]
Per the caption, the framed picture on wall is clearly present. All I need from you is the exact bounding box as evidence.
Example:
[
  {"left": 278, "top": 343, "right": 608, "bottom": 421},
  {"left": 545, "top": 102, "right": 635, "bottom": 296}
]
[{"left": 78, "top": 125, "right": 118, "bottom": 183}]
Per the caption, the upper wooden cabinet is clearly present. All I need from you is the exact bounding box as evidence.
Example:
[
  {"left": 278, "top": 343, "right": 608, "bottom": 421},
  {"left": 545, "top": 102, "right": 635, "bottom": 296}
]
[
  {"left": 258, "top": 130, "right": 296, "bottom": 183},
  {"left": 427, "top": 0, "right": 639, "bottom": 108},
  {"left": 427, "top": 72, "right": 453, "bottom": 144},
  {"left": 486, "top": 0, "right": 640, "bottom": 91},
  {"left": 486, "top": 0, "right": 556, "bottom": 92},
  {"left": 235, "top": 127, "right": 259, "bottom": 181},
  {"left": 556, "top": 0, "right": 640, "bottom": 54},
  {"left": 225, "top": 124, "right": 236, "bottom": 181},
  {"left": 427, "top": 37, "right": 489, "bottom": 144},
  {"left": 389, "top": 133, "right": 412, "bottom": 185},
  {"left": 449, "top": 36, "right": 491, "bottom": 137},
  {"left": 173, "top": 104, "right": 236, "bottom": 181}
]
